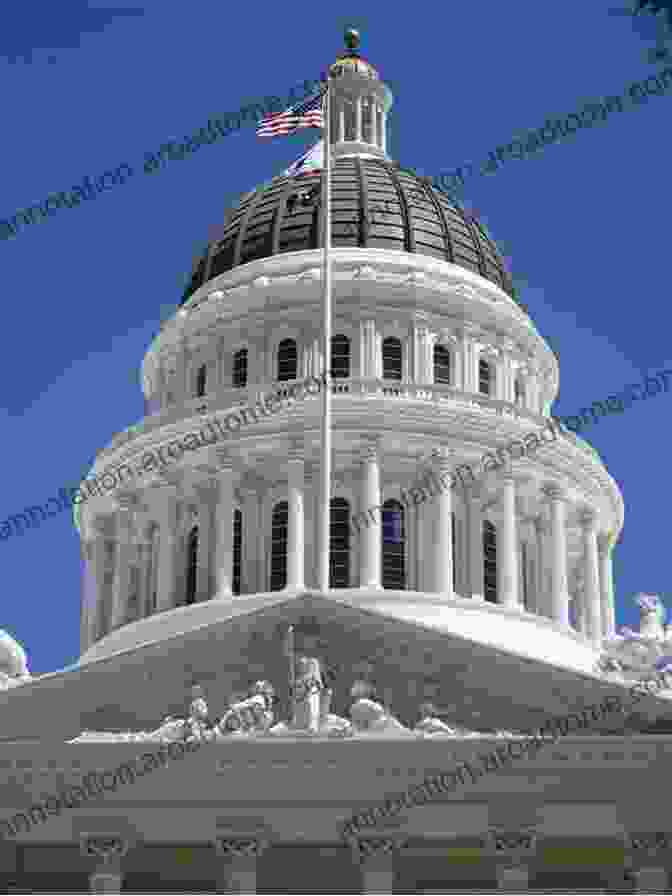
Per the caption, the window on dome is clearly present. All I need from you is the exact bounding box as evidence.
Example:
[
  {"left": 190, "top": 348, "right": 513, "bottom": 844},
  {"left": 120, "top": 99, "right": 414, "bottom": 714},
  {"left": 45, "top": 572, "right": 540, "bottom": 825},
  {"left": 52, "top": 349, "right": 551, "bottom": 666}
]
[
  {"left": 196, "top": 364, "right": 207, "bottom": 398},
  {"left": 479, "top": 359, "right": 493, "bottom": 396},
  {"left": 270, "top": 501, "right": 288, "bottom": 591},
  {"left": 361, "top": 96, "right": 373, "bottom": 143},
  {"left": 331, "top": 334, "right": 350, "bottom": 379},
  {"left": 233, "top": 509, "right": 243, "bottom": 595},
  {"left": 344, "top": 97, "right": 356, "bottom": 141},
  {"left": 434, "top": 345, "right": 452, "bottom": 385},
  {"left": 382, "top": 499, "right": 406, "bottom": 589},
  {"left": 382, "top": 337, "right": 402, "bottom": 381},
  {"left": 483, "top": 520, "right": 497, "bottom": 603},
  {"left": 233, "top": 348, "right": 248, "bottom": 388},
  {"left": 330, "top": 498, "right": 350, "bottom": 588},
  {"left": 185, "top": 526, "right": 199, "bottom": 606},
  {"left": 277, "top": 339, "right": 298, "bottom": 382}
]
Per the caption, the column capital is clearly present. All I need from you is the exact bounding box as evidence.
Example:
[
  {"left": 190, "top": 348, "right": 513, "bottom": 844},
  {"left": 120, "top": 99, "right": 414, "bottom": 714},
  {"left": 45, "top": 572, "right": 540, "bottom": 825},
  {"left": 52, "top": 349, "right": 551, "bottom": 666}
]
[
  {"left": 578, "top": 506, "right": 599, "bottom": 529},
  {"left": 542, "top": 482, "right": 566, "bottom": 502},
  {"left": 214, "top": 836, "right": 269, "bottom": 859}
]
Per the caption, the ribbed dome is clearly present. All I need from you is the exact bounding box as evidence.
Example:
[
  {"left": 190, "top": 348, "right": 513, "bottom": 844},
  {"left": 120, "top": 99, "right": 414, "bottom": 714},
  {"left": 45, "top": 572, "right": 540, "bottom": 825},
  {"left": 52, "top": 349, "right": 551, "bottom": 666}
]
[{"left": 180, "top": 158, "right": 516, "bottom": 305}]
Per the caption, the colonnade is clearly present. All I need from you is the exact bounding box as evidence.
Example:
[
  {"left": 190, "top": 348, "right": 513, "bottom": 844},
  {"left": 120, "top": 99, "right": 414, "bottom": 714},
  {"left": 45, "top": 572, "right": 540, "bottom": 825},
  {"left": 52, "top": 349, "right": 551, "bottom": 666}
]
[{"left": 81, "top": 442, "right": 616, "bottom": 651}]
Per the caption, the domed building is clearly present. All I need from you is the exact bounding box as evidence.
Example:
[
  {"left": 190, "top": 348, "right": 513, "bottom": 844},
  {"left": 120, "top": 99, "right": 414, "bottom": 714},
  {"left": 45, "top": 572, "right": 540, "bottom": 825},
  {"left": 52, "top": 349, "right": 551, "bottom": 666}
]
[{"left": 1, "top": 32, "right": 672, "bottom": 895}]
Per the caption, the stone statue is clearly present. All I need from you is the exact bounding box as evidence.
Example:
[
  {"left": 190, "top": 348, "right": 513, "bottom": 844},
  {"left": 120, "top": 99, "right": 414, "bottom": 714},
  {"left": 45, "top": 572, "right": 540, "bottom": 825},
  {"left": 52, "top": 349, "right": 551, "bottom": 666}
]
[
  {"left": 291, "top": 656, "right": 324, "bottom": 733},
  {"left": 218, "top": 680, "right": 276, "bottom": 736},
  {"left": 0, "top": 630, "right": 32, "bottom": 691},
  {"left": 414, "top": 703, "right": 462, "bottom": 736},
  {"left": 596, "top": 594, "right": 672, "bottom": 687},
  {"left": 348, "top": 681, "right": 413, "bottom": 736}
]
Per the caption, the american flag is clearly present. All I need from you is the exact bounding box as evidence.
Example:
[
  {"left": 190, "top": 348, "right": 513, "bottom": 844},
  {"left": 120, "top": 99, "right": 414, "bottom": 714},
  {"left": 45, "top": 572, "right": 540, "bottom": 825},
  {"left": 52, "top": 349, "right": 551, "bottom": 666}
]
[{"left": 257, "top": 88, "right": 325, "bottom": 138}]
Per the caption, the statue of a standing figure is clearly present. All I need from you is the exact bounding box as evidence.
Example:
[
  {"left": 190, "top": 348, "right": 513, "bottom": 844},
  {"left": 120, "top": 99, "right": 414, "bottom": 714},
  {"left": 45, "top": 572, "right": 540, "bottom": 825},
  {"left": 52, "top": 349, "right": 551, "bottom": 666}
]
[{"left": 292, "top": 656, "right": 324, "bottom": 733}]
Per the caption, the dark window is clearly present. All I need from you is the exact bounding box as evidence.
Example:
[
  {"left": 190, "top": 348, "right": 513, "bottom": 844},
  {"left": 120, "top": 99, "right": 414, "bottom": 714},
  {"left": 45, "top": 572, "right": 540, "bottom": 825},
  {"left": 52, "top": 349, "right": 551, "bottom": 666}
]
[
  {"left": 233, "top": 509, "right": 243, "bottom": 595},
  {"left": 330, "top": 497, "right": 350, "bottom": 588},
  {"left": 483, "top": 520, "right": 497, "bottom": 603},
  {"left": 277, "top": 339, "right": 298, "bottom": 382},
  {"left": 185, "top": 526, "right": 198, "bottom": 605},
  {"left": 521, "top": 541, "right": 529, "bottom": 610},
  {"left": 233, "top": 349, "right": 248, "bottom": 388},
  {"left": 479, "top": 359, "right": 493, "bottom": 396},
  {"left": 146, "top": 526, "right": 159, "bottom": 615},
  {"left": 382, "top": 337, "right": 402, "bottom": 381},
  {"left": 331, "top": 334, "right": 350, "bottom": 379},
  {"left": 515, "top": 378, "right": 525, "bottom": 405},
  {"left": 382, "top": 499, "right": 406, "bottom": 589},
  {"left": 270, "top": 501, "right": 288, "bottom": 591},
  {"left": 196, "top": 365, "right": 207, "bottom": 398},
  {"left": 434, "top": 344, "right": 452, "bottom": 385}
]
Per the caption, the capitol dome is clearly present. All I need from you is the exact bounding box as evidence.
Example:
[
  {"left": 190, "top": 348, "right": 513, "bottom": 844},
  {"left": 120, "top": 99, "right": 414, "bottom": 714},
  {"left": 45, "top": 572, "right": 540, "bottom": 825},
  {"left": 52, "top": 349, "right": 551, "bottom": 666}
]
[
  {"left": 180, "top": 158, "right": 516, "bottom": 306},
  {"left": 0, "top": 629, "right": 29, "bottom": 678}
]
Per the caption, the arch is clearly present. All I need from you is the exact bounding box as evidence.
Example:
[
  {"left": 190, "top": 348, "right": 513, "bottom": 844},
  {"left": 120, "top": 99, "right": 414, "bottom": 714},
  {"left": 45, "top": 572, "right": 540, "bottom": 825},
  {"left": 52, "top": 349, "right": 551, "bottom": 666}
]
[
  {"left": 434, "top": 344, "right": 452, "bottom": 385},
  {"left": 382, "top": 337, "right": 402, "bottom": 381},
  {"left": 330, "top": 497, "right": 351, "bottom": 587},
  {"left": 233, "top": 348, "right": 248, "bottom": 388},
  {"left": 277, "top": 339, "right": 298, "bottom": 382},
  {"left": 479, "top": 358, "right": 494, "bottom": 396},
  {"left": 483, "top": 519, "right": 497, "bottom": 603},
  {"left": 331, "top": 334, "right": 351, "bottom": 379},
  {"left": 382, "top": 499, "right": 406, "bottom": 589},
  {"left": 195, "top": 364, "right": 207, "bottom": 398},
  {"left": 233, "top": 508, "right": 243, "bottom": 595},
  {"left": 270, "top": 501, "right": 288, "bottom": 591},
  {"left": 185, "top": 526, "right": 199, "bottom": 605}
]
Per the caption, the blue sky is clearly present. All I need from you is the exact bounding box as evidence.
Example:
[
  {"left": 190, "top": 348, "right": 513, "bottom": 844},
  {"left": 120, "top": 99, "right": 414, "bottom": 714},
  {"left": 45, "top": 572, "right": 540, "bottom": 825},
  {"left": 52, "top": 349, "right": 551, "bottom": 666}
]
[{"left": 1, "top": 1, "right": 670, "bottom": 673}]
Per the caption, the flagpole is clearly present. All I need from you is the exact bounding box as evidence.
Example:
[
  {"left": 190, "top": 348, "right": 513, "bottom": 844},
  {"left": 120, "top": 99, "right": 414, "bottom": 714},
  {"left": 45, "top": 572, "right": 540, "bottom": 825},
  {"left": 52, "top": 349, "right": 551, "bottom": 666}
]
[{"left": 318, "top": 74, "right": 332, "bottom": 593}]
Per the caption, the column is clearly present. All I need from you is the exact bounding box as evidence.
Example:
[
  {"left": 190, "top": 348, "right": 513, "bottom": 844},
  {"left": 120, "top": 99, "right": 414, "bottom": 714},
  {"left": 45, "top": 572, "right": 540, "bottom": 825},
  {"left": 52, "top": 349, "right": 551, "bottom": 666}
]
[
  {"left": 194, "top": 473, "right": 218, "bottom": 602},
  {"left": 110, "top": 494, "right": 137, "bottom": 629},
  {"left": 360, "top": 319, "right": 377, "bottom": 379},
  {"left": 359, "top": 440, "right": 382, "bottom": 590},
  {"left": 431, "top": 449, "right": 453, "bottom": 596},
  {"left": 135, "top": 536, "right": 153, "bottom": 619},
  {"left": 351, "top": 838, "right": 399, "bottom": 894},
  {"left": 533, "top": 516, "right": 548, "bottom": 619},
  {"left": 460, "top": 330, "right": 477, "bottom": 392},
  {"left": 496, "top": 865, "right": 530, "bottom": 891},
  {"left": 381, "top": 111, "right": 387, "bottom": 151},
  {"left": 412, "top": 319, "right": 431, "bottom": 385},
  {"left": 580, "top": 507, "right": 603, "bottom": 646},
  {"left": 355, "top": 97, "right": 362, "bottom": 142},
  {"left": 543, "top": 483, "right": 570, "bottom": 626},
  {"left": 467, "top": 484, "right": 484, "bottom": 600},
  {"left": 286, "top": 440, "right": 305, "bottom": 591},
  {"left": 214, "top": 450, "right": 236, "bottom": 597},
  {"left": 631, "top": 867, "right": 668, "bottom": 891},
  {"left": 240, "top": 483, "right": 260, "bottom": 594},
  {"left": 154, "top": 481, "right": 181, "bottom": 612},
  {"left": 311, "top": 335, "right": 323, "bottom": 379},
  {"left": 215, "top": 838, "right": 268, "bottom": 894},
  {"left": 82, "top": 836, "right": 127, "bottom": 895},
  {"left": 598, "top": 532, "right": 616, "bottom": 639},
  {"left": 498, "top": 476, "right": 519, "bottom": 608}
]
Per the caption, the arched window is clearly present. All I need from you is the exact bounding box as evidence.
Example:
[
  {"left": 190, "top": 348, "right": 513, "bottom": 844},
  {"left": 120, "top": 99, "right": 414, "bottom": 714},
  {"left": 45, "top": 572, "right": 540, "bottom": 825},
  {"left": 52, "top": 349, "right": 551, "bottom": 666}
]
[
  {"left": 479, "top": 359, "right": 493, "bottom": 396},
  {"left": 270, "top": 501, "right": 288, "bottom": 591},
  {"left": 330, "top": 498, "right": 350, "bottom": 587},
  {"left": 233, "top": 349, "right": 248, "bottom": 388},
  {"left": 382, "top": 499, "right": 406, "bottom": 589},
  {"left": 233, "top": 509, "right": 243, "bottom": 595},
  {"left": 434, "top": 344, "right": 452, "bottom": 385},
  {"left": 331, "top": 335, "right": 350, "bottom": 379},
  {"left": 277, "top": 339, "right": 298, "bottom": 382},
  {"left": 382, "top": 337, "right": 402, "bottom": 381},
  {"left": 514, "top": 378, "right": 525, "bottom": 406},
  {"left": 185, "top": 526, "right": 199, "bottom": 605},
  {"left": 483, "top": 520, "right": 497, "bottom": 603},
  {"left": 196, "top": 364, "right": 207, "bottom": 398}
]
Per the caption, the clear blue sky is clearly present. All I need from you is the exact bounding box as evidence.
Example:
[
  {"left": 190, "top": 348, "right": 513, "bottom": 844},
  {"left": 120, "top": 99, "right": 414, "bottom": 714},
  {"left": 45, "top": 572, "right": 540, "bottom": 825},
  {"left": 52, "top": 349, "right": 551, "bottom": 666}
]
[{"left": 1, "top": 1, "right": 670, "bottom": 673}]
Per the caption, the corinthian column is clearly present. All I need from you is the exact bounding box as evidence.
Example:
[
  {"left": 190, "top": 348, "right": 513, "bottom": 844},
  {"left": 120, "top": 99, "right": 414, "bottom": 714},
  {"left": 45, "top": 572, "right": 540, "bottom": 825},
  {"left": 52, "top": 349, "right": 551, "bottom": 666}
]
[
  {"left": 543, "top": 483, "right": 570, "bottom": 626},
  {"left": 579, "top": 507, "right": 603, "bottom": 645},
  {"left": 431, "top": 449, "right": 453, "bottom": 596},
  {"left": 286, "top": 439, "right": 305, "bottom": 590},
  {"left": 597, "top": 532, "right": 616, "bottom": 638},
  {"left": 85, "top": 514, "right": 112, "bottom": 647},
  {"left": 467, "top": 483, "right": 484, "bottom": 600},
  {"left": 193, "top": 473, "right": 218, "bottom": 602},
  {"left": 498, "top": 475, "right": 519, "bottom": 608},
  {"left": 214, "top": 450, "right": 236, "bottom": 597},
  {"left": 110, "top": 493, "right": 138, "bottom": 629},
  {"left": 150, "top": 475, "right": 181, "bottom": 612},
  {"left": 359, "top": 439, "right": 382, "bottom": 590}
]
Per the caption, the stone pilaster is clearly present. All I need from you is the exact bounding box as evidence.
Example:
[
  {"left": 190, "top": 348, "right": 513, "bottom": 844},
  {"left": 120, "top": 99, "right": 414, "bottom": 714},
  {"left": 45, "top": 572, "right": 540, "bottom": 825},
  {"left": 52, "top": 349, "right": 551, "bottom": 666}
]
[
  {"left": 286, "top": 439, "right": 305, "bottom": 590},
  {"left": 214, "top": 450, "right": 236, "bottom": 597},
  {"left": 359, "top": 439, "right": 382, "bottom": 590},
  {"left": 110, "top": 493, "right": 139, "bottom": 629},
  {"left": 498, "top": 476, "right": 519, "bottom": 608},
  {"left": 430, "top": 448, "right": 453, "bottom": 596}
]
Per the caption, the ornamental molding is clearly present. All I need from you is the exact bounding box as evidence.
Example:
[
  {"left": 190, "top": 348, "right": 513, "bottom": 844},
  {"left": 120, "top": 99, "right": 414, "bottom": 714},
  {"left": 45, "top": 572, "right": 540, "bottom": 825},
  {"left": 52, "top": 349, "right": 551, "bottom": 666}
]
[
  {"left": 214, "top": 837, "right": 269, "bottom": 859},
  {"left": 487, "top": 827, "right": 538, "bottom": 856},
  {"left": 80, "top": 835, "right": 129, "bottom": 861},
  {"left": 627, "top": 832, "right": 672, "bottom": 853}
]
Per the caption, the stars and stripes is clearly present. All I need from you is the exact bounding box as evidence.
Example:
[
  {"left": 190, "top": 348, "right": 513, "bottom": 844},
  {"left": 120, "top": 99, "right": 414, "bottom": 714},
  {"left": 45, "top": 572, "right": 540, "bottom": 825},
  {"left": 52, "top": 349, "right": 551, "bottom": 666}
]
[
  {"left": 256, "top": 89, "right": 325, "bottom": 138},
  {"left": 282, "top": 140, "right": 324, "bottom": 176}
]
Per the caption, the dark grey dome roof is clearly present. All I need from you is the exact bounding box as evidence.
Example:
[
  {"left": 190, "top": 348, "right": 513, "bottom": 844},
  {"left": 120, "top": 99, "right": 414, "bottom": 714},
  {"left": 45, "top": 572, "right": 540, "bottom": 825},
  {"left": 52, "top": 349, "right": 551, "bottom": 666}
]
[{"left": 180, "top": 157, "right": 516, "bottom": 305}]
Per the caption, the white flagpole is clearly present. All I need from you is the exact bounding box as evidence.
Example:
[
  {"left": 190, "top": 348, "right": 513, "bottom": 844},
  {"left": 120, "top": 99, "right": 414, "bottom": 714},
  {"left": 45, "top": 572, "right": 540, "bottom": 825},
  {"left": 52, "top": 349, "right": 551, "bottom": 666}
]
[{"left": 318, "top": 75, "right": 332, "bottom": 593}]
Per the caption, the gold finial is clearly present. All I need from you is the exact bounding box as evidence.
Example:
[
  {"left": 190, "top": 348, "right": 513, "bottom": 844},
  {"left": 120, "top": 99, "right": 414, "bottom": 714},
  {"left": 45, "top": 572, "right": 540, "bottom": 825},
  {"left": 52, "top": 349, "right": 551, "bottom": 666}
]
[{"left": 344, "top": 28, "right": 361, "bottom": 53}]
